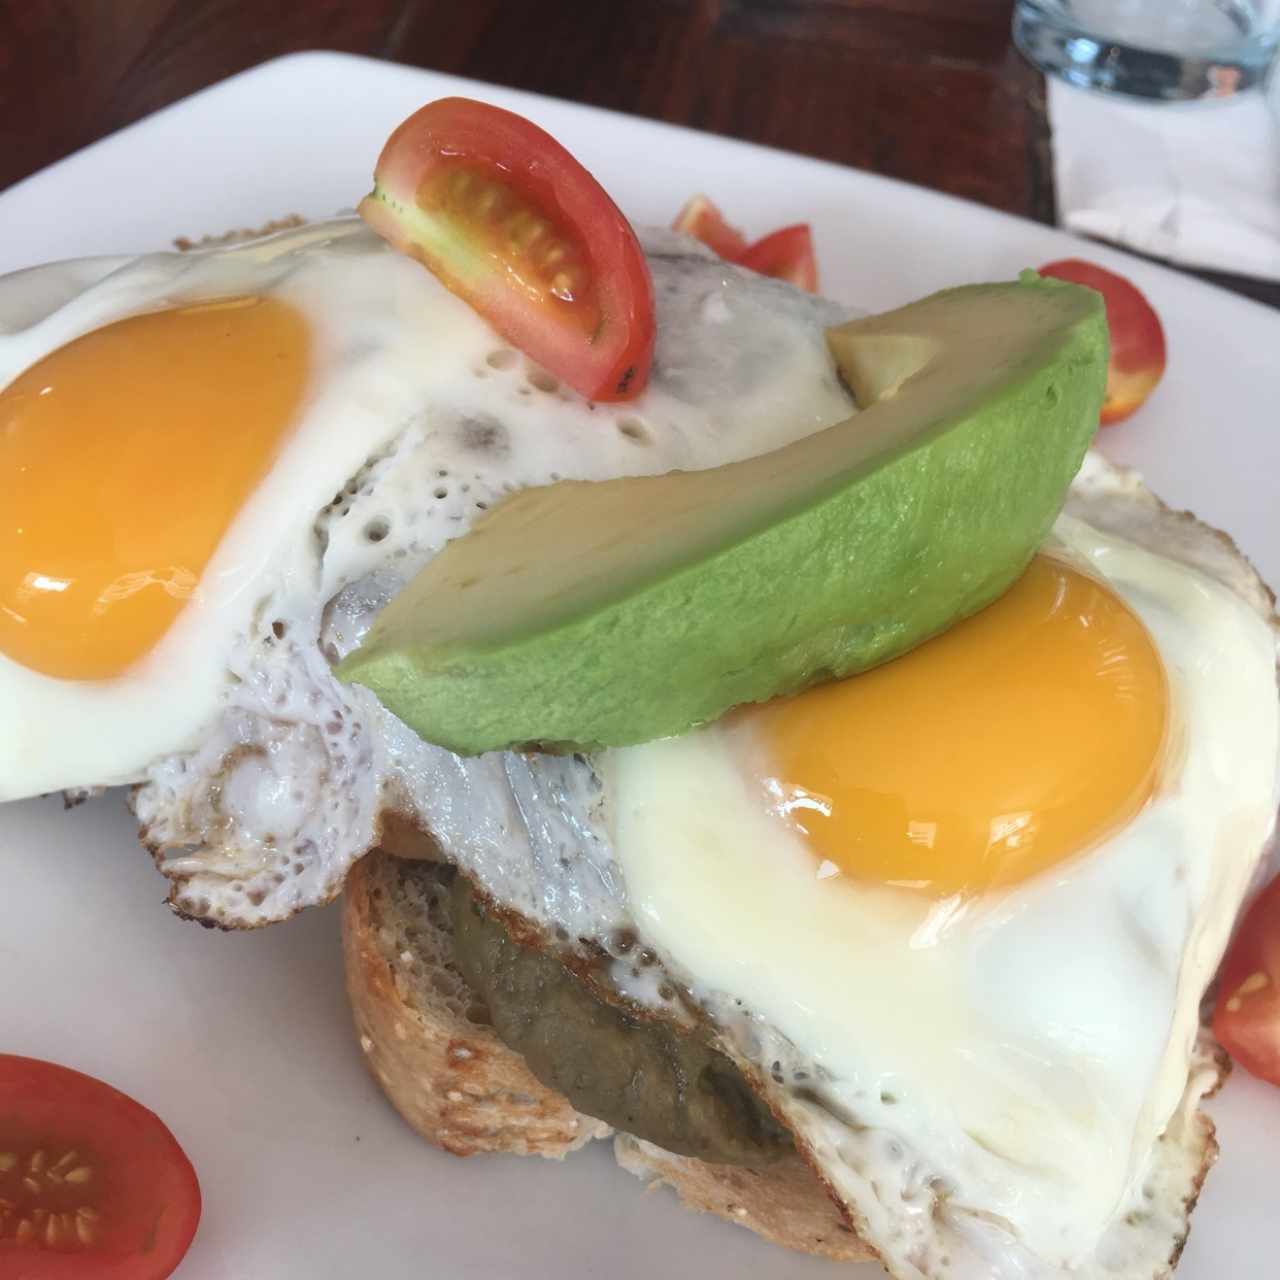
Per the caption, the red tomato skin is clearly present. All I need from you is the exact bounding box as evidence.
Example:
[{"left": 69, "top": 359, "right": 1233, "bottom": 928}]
[
  {"left": 0, "top": 1055, "right": 201, "bottom": 1280},
  {"left": 1038, "top": 259, "right": 1166, "bottom": 425},
  {"left": 1213, "top": 875, "right": 1280, "bottom": 1087},
  {"left": 737, "top": 224, "right": 819, "bottom": 293},
  {"left": 360, "top": 97, "right": 654, "bottom": 403},
  {"left": 671, "top": 195, "right": 748, "bottom": 260}
]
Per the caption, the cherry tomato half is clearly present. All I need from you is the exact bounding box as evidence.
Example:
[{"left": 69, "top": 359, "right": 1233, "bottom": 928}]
[
  {"left": 0, "top": 1055, "right": 201, "bottom": 1279},
  {"left": 1039, "top": 259, "right": 1166, "bottom": 425},
  {"left": 359, "top": 97, "right": 655, "bottom": 403},
  {"left": 738, "top": 224, "right": 819, "bottom": 293},
  {"left": 671, "top": 196, "right": 819, "bottom": 292},
  {"left": 1213, "top": 875, "right": 1280, "bottom": 1087},
  {"left": 671, "top": 194, "right": 748, "bottom": 260}
]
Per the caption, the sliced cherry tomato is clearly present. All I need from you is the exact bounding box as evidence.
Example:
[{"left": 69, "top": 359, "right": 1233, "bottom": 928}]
[
  {"left": 738, "top": 224, "right": 819, "bottom": 293},
  {"left": 1038, "top": 259, "right": 1166, "bottom": 425},
  {"left": 0, "top": 1055, "right": 201, "bottom": 1279},
  {"left": 1213, "top": 875, "right": 1280, "bottom": 1087},
  {"left": 359, "top": 97, "right": 654, "bottom": 402},
  {"left": 670, "top": 195, "right": 820, "bottom": 292},
  {"left": 671, "top": 194, "right": 748, "bottom": 260}
]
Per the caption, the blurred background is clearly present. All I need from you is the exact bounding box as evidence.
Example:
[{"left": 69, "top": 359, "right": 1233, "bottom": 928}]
[{"left": 1, "top": 0, "right": 1275, "bottom": 306}]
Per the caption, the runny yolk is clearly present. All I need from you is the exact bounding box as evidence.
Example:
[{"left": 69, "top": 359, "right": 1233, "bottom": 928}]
[
  {"left": 748, "top": 556, "right": 1169, "bottom": 895},
  {"left": 0, "top": 296, "right": 310, "bottom": 681}
]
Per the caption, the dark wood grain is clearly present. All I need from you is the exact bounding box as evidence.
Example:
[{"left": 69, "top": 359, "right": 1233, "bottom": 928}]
[{"left": 0, "top": 0, "right": 1274, "bottom": 308}]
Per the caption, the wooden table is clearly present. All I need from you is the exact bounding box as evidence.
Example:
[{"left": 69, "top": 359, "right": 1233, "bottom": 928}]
[{"left": 2, "top": 0, "right": 1275, "bottom": 308}]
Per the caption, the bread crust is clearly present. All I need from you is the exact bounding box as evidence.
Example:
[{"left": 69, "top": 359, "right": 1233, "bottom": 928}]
[
  {"left": 342, "top": 850, "right": 870, "bottom": 1259},
  {"left": 342, "top": 853, "right": 608, "bottom": 1158}
]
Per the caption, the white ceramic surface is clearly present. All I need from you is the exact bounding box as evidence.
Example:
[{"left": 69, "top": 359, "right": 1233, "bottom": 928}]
[{"left": 1, "top": 51, "right": 1276, "bottom": 1280}]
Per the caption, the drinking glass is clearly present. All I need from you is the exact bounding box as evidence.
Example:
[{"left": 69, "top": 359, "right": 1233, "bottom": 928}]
[{"left": 1014, "top": 0, "right": 1280, "bottom": 100}]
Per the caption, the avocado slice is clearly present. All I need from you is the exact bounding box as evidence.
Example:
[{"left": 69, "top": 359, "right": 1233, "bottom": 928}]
[{"left": 339, "top": 274, "right": 1106, "bottom": 754}]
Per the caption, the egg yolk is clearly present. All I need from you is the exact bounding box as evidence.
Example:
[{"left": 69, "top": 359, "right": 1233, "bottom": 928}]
[
  {"left": 749, "top": 556, "right": 1169, "bottom": 894},
  {"left": 0, "top": 296, "right": 310, "bottom": 680}
]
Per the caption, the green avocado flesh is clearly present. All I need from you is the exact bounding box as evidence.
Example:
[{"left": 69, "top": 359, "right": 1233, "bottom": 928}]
[{"left": 338, "top": 275, "right": 1106, "bottom": 754}]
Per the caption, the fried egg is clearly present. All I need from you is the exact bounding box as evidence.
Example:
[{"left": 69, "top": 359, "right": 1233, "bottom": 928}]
[
  {"left": 398, "top": 453, "right": 1277, "bottom": 1278},
  {"left": 608, "top": 474, "right": 1279, "bottom": 1275},
  {"left": 0, "top": 218, "right": 850, "bottom": 812}
]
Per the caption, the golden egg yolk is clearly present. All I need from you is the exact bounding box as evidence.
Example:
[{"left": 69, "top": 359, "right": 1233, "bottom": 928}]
[
  {"left": 749, "top": 556, "right": 1169, "bottom": 895},
  {"left": 0, "top": 296, "right": 310, "bottom": 681}
]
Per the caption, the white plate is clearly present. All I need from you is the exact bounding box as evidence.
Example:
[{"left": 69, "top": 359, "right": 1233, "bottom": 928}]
[{"left": 2, "top": 51, "right": 1277, "bottom": 1280}]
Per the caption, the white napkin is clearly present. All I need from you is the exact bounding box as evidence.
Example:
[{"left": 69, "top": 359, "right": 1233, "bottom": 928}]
[{"left": 1048, "top": 77, "right": 1280, "bottom": 280}]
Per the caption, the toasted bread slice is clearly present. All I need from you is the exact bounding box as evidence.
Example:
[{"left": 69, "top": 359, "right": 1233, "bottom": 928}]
[
  {"left": 343, "top": 850, "right": 607, "bottom": 1158},
  {"left": 342, "top": 849, "right": 871, "bottom": 1261}
]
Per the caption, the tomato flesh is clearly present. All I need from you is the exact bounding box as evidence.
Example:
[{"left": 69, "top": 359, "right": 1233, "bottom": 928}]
[
  {"left": 738, "top": 224, "right": 819, "bottom": 293},
  {"left": 359, "top": 97, "right": 654, "bottom": 403},
  {"left": 1213, "top": 875, "right": 1280, "bottom": 1087},
  {"left": 671, "top": 195, "right": 748, "bottom": 260},
  {"left": 0, "top": 1056, "right": 200, "bottom": 1279},
  {"left": 1038, "top": 259, "right": 1166, "bottom": 425}
]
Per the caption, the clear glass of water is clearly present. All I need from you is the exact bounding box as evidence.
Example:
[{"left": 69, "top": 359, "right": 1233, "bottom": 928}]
[{"left": 1014, "top": 0, "right": 1280, "bottom": 100}]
